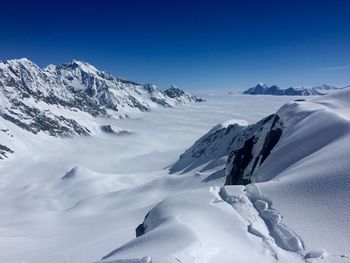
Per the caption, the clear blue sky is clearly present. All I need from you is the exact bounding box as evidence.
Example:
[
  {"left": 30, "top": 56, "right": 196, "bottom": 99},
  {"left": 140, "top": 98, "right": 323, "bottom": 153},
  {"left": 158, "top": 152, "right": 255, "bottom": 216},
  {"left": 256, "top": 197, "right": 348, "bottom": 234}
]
[{"left": 0, "top": 0, "right": 349, "bottom": 90}]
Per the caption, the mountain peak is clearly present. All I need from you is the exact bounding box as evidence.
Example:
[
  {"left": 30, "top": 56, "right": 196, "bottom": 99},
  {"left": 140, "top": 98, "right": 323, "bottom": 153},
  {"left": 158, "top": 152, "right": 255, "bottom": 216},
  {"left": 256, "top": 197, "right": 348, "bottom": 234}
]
[
  {"left": 8, "top": 57, "right": 31, "bottom": 63},
  {"left": 256, "top": 82, "right": 268, "bottom": 87},
  {"left": 58, "top": 59, "right": 100, "bottom": 75},
  {"left": 164, "top": 85, "right": 204, "bottom": 102},
  {"left": 0, "top": 58, "right": 40, "bottom": 72},
  {"left": 2, "top": 57, "right": 34, "bottom": 66}
]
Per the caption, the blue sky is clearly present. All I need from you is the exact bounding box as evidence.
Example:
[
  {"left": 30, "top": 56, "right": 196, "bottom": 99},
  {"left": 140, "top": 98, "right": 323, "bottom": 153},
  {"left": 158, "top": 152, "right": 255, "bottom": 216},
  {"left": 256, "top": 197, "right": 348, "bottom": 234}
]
[{"left": 0, "top": 0, "right": 349, "bottom": 90}]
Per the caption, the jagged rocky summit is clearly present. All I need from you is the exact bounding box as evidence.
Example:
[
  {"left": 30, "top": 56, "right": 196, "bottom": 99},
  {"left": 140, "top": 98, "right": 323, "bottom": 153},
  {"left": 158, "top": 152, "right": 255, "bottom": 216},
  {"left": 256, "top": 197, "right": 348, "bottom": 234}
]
[{"left": 164, "top": 85, "right": 205, "bottom": 103}]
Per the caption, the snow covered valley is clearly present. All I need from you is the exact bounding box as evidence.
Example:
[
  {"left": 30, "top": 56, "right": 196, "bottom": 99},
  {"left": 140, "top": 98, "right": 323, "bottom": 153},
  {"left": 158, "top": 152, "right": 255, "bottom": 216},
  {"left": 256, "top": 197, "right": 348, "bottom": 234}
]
[{"left": 1, "top": 92, "right": 350, "bottom": 263}]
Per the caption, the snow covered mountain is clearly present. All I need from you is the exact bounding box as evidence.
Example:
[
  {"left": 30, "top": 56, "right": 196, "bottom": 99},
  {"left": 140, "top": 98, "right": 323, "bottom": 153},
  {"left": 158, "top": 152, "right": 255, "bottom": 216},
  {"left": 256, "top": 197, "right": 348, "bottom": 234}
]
[
  {"left": 243, "top": 83, "right": 324, "bottom": 95},
  {"left": 164, "top": 85, "right": 204, "bottom": 103},
  {"left": 0, "top": 58, "right": 202, "bottom": 159}
]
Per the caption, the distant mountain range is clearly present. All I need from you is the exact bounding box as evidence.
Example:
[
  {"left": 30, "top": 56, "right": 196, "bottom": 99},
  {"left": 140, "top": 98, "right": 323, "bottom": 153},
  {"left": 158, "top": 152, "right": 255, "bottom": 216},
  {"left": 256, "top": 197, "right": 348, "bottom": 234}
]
[
  {"left": 242, "top": 83, "right": 348, "bottom": 96},
  {"left": 0, "top": 58, "right": 203, "bottom": 139},
  {"left": 242, "top": 83, "right": 323, "bottom": 96}
]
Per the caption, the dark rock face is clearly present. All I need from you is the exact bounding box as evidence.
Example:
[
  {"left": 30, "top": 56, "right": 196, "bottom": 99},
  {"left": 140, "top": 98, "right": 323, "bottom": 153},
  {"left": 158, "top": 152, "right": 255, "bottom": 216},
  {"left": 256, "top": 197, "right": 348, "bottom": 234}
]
[
  {"left": 243, "top": 84, "right": 323, "bottom": 96},
  {"left": 150, "top": 97, "right": 172, "bottom": 107},
  {"left": 164, "top": 85, "right": 205, "bottom": 102},
  {"left": 164, "top": 86, "right": 186, "bottom": 98},
  {"left": 100, "top": 125, "right": 115, "bottom": 134},
  {"left": 100, "top": 125, "right": 130, "bottom": 135},
  {"left": 135, "top": 223, "right": 145, "bottom": 237},
  {"left": 1, "top": 101, "right": 90, "bottom": 136},
  {"left": 0, "top": 144, "right": 14, "bottom": 159},
  {"left": 135, "top": 212, "right": 150, "bottom": 237},
  {"left": 225, "top": 136, "right": 255, "bottom": 185},
  {"left": 225, "top": 114, "right": 283, "bottom": 185},
  {"left": 260, "top": 123, "right": 282, "bottom": 165}
]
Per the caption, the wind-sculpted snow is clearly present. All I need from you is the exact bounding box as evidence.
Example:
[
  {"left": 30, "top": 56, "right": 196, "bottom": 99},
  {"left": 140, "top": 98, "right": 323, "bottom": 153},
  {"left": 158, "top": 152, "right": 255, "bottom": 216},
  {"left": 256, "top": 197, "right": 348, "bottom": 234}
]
[{"left": 101, "top": 186, "right": 305, "bottom": 263}]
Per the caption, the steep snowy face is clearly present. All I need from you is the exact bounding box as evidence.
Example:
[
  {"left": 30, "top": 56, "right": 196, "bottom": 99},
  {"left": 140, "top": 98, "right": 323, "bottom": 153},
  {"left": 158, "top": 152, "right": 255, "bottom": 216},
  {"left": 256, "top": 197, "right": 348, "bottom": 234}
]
[
  {"left": 243, "top": 84, "right": 324, "bottom": 96},
  {"left": 164, "top": 85, "right": 205, "bottom": 103}
]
